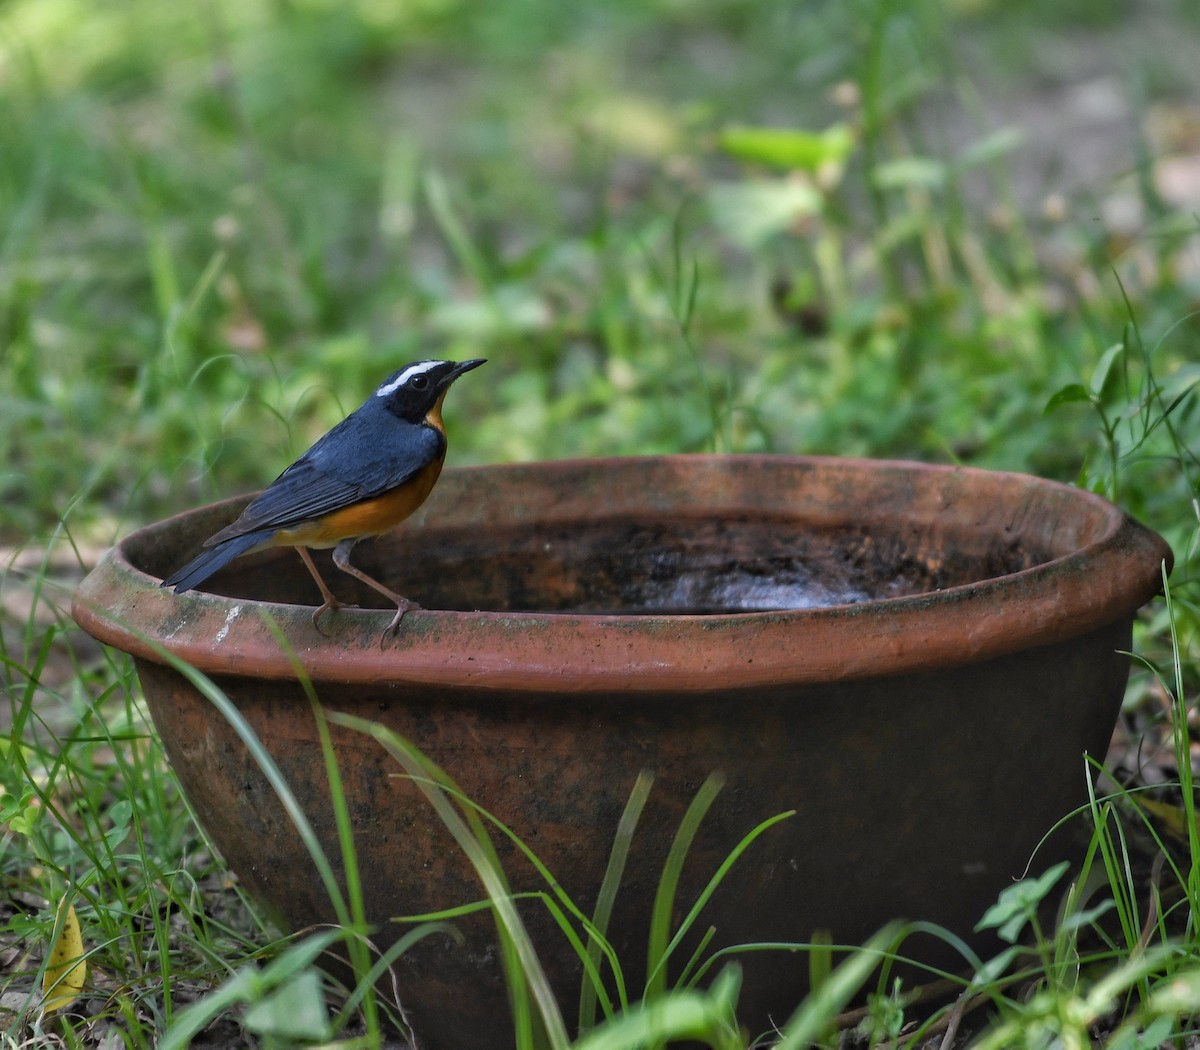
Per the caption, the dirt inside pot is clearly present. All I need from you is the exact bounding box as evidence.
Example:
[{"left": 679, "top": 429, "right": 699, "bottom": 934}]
[{"left": 132, "top": 510, "right": 1047, "bottom": 615}]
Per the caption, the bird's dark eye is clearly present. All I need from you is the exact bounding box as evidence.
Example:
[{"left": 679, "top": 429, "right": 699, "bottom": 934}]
[{"left": 410, "top": 375, "right": 430, "bottom": 390}]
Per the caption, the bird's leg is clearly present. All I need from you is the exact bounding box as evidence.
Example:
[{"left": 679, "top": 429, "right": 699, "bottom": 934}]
[
  {"left": 295, "top": 546, "right": 352, "bottom": 635},
  {"left": 331, "top": 537, "right": 421, "bottom": 642}
]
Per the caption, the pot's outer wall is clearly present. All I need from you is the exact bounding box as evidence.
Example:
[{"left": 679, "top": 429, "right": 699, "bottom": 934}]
[
  {"left": 72, "top": 455, "right": 1172, "bottom": 1047},
  {"left": 134, "top": 617, "right": 1128, "bottom": 1045}
]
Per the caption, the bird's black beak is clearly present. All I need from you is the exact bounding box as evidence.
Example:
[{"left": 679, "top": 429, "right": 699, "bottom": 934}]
[{"left": 438, "top": 358, "right": 487, "bottom": 390}]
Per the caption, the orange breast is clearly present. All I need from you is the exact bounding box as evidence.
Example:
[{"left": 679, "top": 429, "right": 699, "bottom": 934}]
[{"left": 272, "top": 457, "right": 446, "bottom": 549}]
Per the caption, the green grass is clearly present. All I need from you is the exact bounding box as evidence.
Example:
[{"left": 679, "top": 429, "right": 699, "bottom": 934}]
[{"left": 2, "top": 0, "right": 1200, "bottom": 1045}]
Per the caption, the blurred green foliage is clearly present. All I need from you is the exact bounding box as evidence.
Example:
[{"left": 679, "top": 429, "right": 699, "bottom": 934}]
[{"left": 0, "top": 0, "right": 1196, "bottom": 570}]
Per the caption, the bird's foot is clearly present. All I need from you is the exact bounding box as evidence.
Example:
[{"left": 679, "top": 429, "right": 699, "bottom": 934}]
[
  {"left": 311, "top": 597, "right": 358, "bottom": 636},
  {"left": 380, "top": 597, "right": 422, "bottom": 647}
]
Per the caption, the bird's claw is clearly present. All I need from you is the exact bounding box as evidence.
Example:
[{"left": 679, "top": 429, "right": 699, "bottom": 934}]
[
  {"left": 311, "top": 599, "right": 359, "bottom": 636},
  {"left": 379, "top": 599, "right": 422, "bottom": 648}
]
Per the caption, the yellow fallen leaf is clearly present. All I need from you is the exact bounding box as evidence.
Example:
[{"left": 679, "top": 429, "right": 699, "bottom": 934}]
[
  {"left": 42, "top": 896, "right": 86, "bottom": 1014},
  {"left": 1138, "top": 797, "right": 1190, "bottom": 841}
]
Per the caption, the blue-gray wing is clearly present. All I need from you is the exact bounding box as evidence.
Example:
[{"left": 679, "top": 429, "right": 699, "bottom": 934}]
[{"left": 204, "top": 412, "right": 444, "bottom": 545}]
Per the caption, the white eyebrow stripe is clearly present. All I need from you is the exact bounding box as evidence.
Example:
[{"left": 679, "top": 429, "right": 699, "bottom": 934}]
[{"left": 375, "top": 360, "right": 439, "bottom": 397}]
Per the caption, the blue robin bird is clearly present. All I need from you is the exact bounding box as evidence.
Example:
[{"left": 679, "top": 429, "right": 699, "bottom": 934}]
[{"left": 162, "top": 358, "right": 485, "bottom": 639}]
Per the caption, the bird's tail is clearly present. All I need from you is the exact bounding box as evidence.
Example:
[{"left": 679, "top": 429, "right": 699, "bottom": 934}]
[{"left": 162, "top": 532, "right": 270, "bottom": 593}]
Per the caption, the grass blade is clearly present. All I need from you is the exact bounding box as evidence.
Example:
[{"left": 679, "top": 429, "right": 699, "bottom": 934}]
[
  {"left": 330, "top": 712, "right": 571, "bottom": 1050},
  {"left": 579, "top": 770, "right": 654, "bottom": 1030},
  {"left": 645, "top": 773, "right": 723, "bottom": 1001}
]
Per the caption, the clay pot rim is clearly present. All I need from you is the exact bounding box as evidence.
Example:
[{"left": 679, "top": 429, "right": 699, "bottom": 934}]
[{"left": 72, "top": 454, "right": 1172, "bottom": 693}]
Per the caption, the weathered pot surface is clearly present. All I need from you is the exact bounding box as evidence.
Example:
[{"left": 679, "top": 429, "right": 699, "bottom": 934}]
[{"left": 73, "top": 455, "right": 1170, "bottom": 1047}]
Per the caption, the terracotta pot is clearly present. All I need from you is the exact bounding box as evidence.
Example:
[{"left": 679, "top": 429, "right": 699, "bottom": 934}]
[{"left": 73, "top": 455, "right": 1170, "bottom": 1046}]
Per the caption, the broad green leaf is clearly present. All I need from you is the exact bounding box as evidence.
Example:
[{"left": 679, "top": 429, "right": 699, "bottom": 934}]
[
  {"left": 956, "top": 126, "right": 1024, "bottom": 169},
  {"left": 1090, "top": 342, "right": 1125, "bottom": 403},
  {"left": 708, "top": 180, "right": 822, "bottom": 251},
  {"left": 967, "top": 946, "right": 1020, "bottom": 991},
  {"left": 871, "top": 157, "right": 946, "bottom": 190},
  {"left": 718, "top": 123, "right": 854, "bottom": 171},
  {"left": 242, "top": 969, "right": 332, "bottom": 1041},
  {"left": 574, "top": 966, "right": 743, "bottom": 1050},
  {"left": 1044, "top": 383, "right": 1091, "bottom": 413},
  {"left": 104, "top": 799, "right": 133, "bottom": 849},
  {"left": 775, "top": 924, "right": 902, "bottom": 1050},
  {"left": 975, "top": 861, "right": 1069, "bottom": 942}
]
